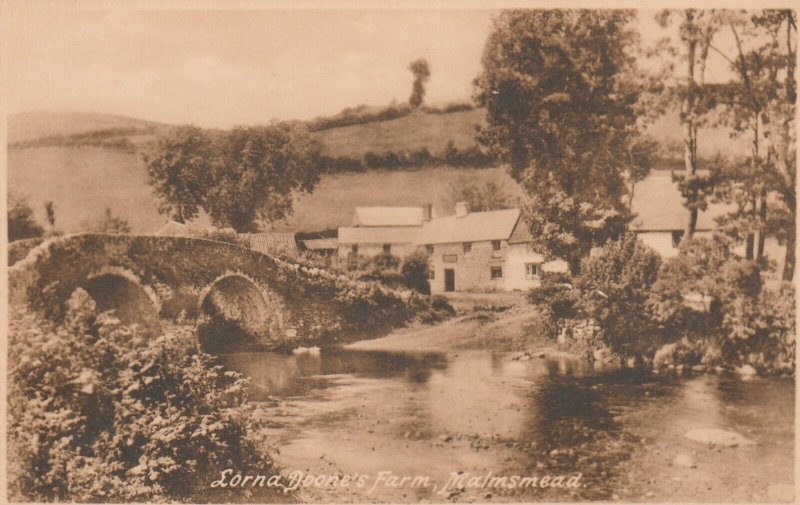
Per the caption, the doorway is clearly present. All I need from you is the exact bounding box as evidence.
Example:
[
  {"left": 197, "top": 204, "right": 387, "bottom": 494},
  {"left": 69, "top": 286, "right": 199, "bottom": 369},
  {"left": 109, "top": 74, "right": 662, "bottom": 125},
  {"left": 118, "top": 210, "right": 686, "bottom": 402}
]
[{"left": 444, "top": 268, "right": 455, "bottom": 292}]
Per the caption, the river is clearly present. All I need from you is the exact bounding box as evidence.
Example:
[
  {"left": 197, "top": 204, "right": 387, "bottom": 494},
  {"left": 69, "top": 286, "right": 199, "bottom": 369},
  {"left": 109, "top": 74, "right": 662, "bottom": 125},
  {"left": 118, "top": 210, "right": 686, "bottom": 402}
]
[{"left": 222, "top": 348, "right": 794, "bottom": 503}]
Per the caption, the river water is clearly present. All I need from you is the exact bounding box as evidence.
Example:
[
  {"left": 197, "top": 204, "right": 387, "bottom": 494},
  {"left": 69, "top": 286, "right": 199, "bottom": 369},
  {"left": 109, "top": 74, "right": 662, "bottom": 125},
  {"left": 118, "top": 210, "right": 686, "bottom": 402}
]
[{"left": 222, "top": 348, "right": 794, "bottom": 503}]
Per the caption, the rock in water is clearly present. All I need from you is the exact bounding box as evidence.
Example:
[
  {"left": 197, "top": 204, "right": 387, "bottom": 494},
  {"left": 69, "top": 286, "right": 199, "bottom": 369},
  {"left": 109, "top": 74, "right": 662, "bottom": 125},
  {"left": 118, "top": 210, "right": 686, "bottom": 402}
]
[
  {"left": 767, "top": 483, "right": 794, "bottom": 502},
  {"left": 672, "top": 454, "right": 696, "bottom": 468},
  {"left": 683, "top": 428, "right": 754, "bottom": 447},
  {"left": 735, "top": 364, "right": 758, "bottom": 379}
]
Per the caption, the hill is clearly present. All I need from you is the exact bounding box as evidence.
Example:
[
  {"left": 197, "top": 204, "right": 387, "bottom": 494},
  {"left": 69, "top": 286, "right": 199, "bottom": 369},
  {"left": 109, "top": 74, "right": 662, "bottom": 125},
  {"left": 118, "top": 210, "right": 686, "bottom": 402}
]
[
  {"left": 8, "top": 111, "right": 166, "bottom": 144},
  {"left": 7, "top": 107, "right": 750, "bottom": 236}
]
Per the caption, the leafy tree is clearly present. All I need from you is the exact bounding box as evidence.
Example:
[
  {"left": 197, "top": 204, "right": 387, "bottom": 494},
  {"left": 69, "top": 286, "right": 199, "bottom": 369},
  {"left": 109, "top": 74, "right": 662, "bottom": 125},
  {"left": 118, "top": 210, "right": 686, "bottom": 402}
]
[
  {"left": 8, "top": 192, "right": 44, "bottom": 242},
  {"left": 85, "top": 208, "right": 131, "bottom": 234},
  {"left": 145, "top": 124, "right": 321, "bottom": 233},
  {"left": 408, "top": 59, "right": 431, "bottom": 108},
  {"left": 474, "top": 9, "right": 646, "bottom": 274},
  {"left": 446, "top": 176, "right": 514, "bottom": 212}
]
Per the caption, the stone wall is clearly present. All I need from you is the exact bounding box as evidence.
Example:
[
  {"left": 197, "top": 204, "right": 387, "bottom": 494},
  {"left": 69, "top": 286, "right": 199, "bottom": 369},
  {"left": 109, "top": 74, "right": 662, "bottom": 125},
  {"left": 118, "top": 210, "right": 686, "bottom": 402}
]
[{"left": 429, "top": 239, "right": 507, "bottom": 293}]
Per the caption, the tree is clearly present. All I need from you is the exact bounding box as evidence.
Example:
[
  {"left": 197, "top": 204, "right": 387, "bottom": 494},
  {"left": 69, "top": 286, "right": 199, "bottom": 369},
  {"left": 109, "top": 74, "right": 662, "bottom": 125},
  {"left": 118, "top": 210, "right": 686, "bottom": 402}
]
[
  {"left": 408, "top": 59, "right": 431, "bottom": 109},
  {"left": 654, "top": 10, "right": 721, "bottom": 245},
  {"left": 44, "top": 201, "right": 56, "bottom": 228},
  {"left": 145, "top": 123, "right": 321, "bottom": 232},
  {"left": 474, "top": 10, "right": 646, "bottom": 274},
  {"left": 8, "top": 193, "right": 44, "bottom": 242},
  {"left": 447, "top": 176, "right": 514, "bottom": 212},
  {"left": 699, "top": 10, "right": 796, "bottom": 278}
]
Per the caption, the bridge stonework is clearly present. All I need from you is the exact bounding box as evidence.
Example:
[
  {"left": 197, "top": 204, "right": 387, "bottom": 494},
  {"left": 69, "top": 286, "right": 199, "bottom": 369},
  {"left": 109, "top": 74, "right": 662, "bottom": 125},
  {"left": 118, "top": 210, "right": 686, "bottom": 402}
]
[{"left": 9, "top": 234, "right": 422, "bottom": 351}]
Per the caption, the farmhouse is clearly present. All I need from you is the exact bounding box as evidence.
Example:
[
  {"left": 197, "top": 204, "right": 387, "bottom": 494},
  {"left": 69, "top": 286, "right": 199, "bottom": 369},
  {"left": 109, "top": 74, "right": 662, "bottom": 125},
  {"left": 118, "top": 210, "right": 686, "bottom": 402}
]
[{"left": 338, "top": 202, "right": 567, "bottom": 292}]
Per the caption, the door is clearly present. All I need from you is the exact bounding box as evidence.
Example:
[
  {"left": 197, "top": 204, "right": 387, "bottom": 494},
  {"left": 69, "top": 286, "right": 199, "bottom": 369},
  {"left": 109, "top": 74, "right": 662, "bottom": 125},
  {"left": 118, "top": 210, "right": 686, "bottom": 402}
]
[{"left": 444, "top": 269, "right": 455, "bottom": 292}]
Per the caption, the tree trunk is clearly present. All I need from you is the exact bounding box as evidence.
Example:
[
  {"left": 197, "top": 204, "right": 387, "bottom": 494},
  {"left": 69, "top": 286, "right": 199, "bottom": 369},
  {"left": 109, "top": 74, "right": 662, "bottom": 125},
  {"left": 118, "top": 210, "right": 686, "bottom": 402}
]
[
  {"left": 756, "top": 190, "right": 767, "bottom": 260},
  {"left": 783, "top": 224, "right": 795, "bottom": 281}
]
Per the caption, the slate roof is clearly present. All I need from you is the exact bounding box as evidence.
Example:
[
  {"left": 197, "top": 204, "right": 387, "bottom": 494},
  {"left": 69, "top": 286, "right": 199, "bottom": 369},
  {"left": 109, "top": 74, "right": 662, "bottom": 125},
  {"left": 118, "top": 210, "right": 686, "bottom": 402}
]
[
  {"left": 353, "top": 206, "right": 424, "bottom": 227},
  {"left": 415, "top": 209, "right": 521, "bottom": 245},
  {"left": 338, "top": 226, "right": 420, "bottom": 245},
  {"left": 629, "top": 173, "right": 730, "bottom": 232}
]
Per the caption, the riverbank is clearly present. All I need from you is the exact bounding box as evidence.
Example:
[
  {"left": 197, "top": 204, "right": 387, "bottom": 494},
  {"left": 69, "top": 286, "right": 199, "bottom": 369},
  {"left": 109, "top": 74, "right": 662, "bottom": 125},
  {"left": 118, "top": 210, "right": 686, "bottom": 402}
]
[{"left": 347, "top": 305, "right": 569, "bottom": 354}]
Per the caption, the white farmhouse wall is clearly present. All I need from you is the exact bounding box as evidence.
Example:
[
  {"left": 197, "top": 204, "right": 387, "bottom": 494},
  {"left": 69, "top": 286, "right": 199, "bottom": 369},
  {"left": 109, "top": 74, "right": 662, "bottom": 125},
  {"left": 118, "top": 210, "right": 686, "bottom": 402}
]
[{"left": 505, "top": 243, "right": 568, "bottom": 291}]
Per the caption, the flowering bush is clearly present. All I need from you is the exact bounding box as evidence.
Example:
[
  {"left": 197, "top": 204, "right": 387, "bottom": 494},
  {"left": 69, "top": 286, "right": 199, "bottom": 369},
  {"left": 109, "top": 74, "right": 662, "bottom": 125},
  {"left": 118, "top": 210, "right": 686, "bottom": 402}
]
[{"left": 8, "top": 290, "right": 274, "bottom": 502}]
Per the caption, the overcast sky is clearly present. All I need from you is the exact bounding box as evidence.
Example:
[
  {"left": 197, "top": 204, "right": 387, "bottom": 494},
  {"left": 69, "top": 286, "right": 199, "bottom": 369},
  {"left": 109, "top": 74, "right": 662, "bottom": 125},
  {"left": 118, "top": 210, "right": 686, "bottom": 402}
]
[{"left": 6, "top": 5, "right": 739, "bottom": 128}]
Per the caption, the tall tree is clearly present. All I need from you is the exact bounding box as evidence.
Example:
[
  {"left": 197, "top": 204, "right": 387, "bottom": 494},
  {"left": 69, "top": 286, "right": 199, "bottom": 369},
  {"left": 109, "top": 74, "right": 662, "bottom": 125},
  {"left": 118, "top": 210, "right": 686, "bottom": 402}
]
[
  {"left": 145, "top": 123, "right": 321, "bottom": 232},
  {"left": 408, "top": 59, "right": 431, "bottom": 109},
  {"left": 655, "top": 10, "right": 722, "bottom": 246},
  {"left": 474, "top": 9, "right": 645, "bottom": 274},
  {"left": 706, "top": 10, "right": 796, "bottom": 278}
]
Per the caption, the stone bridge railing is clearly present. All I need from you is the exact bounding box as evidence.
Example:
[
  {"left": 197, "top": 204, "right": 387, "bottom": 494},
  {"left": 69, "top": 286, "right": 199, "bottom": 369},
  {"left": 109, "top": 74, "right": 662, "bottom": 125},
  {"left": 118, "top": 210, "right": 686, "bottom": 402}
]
[{"left": 9, "top": 234, "right": 431, "bottom": 351}]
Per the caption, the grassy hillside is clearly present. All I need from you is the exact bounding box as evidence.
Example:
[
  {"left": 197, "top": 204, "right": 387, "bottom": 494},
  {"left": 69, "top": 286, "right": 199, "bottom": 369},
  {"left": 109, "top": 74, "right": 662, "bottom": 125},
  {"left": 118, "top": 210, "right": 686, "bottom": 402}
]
[{"left": 312, "top": 108, "right": 485, "bottom": 157}]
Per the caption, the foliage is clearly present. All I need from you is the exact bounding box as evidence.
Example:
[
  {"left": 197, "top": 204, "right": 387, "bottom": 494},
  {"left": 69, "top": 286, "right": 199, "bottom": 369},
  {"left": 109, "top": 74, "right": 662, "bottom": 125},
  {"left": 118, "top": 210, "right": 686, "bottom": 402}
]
[
  {"left": 447, "top": 175, "right": 514, "bottom": 212},
  {"left": 145, "top": 124, "right": 321, "bottom": 232},
  {"left": 527, "top": 271, "right": 580, "bottom": 339},
  {"left": 317, "top": 142, "right": 496, "bottom": 173},
  {"left": 306, "top": 101, "right": 475, "bottom": 132},
  {"left": 8, "top": 126, "right": 149, "bottom": 152},
  {"left": 7, "top": 293, "right": 271, "bottom": 502},
  {"left": 400, "top": 249, "right": 431, "bottom": 294},
  {"left": 474, "top": 9, "right": 647, "bottom": 273},
  {"left": 408, "top": 58, "right": 431, "bottom": 108},
  {"left": 84, "top": 207, "right": 132, "bottom": 234},
  {"left": 8, "top": 192, "right": 44, "bottom": 242},
  {"left": 574, "top": 234, "right": 662, "bottom": 358}
]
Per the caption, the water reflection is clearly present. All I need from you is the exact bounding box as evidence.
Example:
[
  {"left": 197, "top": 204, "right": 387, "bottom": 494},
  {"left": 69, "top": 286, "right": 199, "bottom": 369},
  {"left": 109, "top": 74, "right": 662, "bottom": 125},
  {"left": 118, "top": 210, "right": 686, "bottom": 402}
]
[{"left": 221, "top": 348, "right": 794, "bottom": 502}]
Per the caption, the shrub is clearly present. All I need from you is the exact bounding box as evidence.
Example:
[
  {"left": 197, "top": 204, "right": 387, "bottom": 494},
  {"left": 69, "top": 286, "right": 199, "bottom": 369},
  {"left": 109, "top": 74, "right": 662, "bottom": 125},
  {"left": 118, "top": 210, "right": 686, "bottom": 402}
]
[
  {"left": 400, "top": 249, "right": 431, "bottom": 294},
  {"left": 8, "top": 193, "right": 44, "bottom": 242},
  {"left": 7, "top": 290, "right": 271, "bottom": 502},
  {"left": 574, "top": 233, "right": 662, "bottom": 359}
]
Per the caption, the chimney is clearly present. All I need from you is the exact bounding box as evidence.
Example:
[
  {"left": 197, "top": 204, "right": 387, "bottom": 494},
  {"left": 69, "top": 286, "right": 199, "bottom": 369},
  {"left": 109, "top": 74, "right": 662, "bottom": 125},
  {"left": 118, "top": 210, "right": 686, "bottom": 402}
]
[
  {"left": 455, "top": 201, "right": 469, "bottom": 218},
  {"left": 422, "top": 203, "right": 433, "bottom": 222}
]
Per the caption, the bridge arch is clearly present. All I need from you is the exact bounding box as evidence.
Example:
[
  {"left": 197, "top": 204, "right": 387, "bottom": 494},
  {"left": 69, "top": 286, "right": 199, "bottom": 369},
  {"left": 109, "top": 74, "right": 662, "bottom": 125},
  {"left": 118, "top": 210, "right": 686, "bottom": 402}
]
[
  {"left": 80, "top": 267, "right": 161, "bottom": 337},
  {"left": 197, "top": 273, "right": 272, "bottom": 352}
]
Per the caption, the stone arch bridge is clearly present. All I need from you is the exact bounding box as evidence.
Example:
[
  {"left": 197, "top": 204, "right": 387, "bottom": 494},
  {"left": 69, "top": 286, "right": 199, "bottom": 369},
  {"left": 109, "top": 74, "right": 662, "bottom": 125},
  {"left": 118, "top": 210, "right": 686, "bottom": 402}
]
[{"left": 9, "top": 234, "right": 422, "bottom": 351}]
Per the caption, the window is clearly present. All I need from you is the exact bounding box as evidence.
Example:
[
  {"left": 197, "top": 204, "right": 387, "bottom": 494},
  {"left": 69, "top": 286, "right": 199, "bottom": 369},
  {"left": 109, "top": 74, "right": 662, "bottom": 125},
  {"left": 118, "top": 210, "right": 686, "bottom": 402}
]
[
  {"left": 428, "top": 269, "right": 435, "bottom": 280},
  {"left": 425, "top": 244, "right": 434, "bottom": 254},
  {"left": 525, "top": 263, "right": 541, "bottom": 279},
  {"left": 463, "top": 242, "right": 472, "bottom": 253},
  {"left": 351, "top": 245, "right": 358, "bottom": 255},
  {"left": 442, "top": 254, "right": 458, "bottom": 263},
  {"left": 383, "top": 244, "right": 391, "bottom": 254},
  {"left": 490, "top": 266, "right": 503, "bottom": 279},
  {"left": 492, "top": 240, "right": 502, "bottom": 251},
  {"left": 671, "top": 231, "right": 684, "bottom": 248}
]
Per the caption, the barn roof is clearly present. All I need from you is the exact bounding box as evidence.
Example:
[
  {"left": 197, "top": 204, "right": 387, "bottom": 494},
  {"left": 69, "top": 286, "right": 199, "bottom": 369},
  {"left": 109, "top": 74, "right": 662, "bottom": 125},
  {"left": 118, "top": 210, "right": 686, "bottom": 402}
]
[
  {"left": 242, "top": 232, "right": 299, "bottom": 256},
  {"left": 301, "top": 238, "right": 338, "bottom": 250}
]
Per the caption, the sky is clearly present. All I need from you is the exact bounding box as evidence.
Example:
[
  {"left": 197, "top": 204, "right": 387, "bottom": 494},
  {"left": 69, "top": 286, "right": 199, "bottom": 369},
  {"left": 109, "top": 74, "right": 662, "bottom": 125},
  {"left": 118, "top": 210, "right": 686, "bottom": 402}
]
[{"left": 5, "top": 4, "right": 741, "bottom": 128}]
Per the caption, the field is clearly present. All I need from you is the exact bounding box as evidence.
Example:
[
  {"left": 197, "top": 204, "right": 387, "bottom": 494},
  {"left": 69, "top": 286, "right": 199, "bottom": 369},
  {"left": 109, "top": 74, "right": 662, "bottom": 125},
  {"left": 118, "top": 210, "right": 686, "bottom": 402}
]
[{"left": 8, "top": 144, "right": 522, "bottom": 233}]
